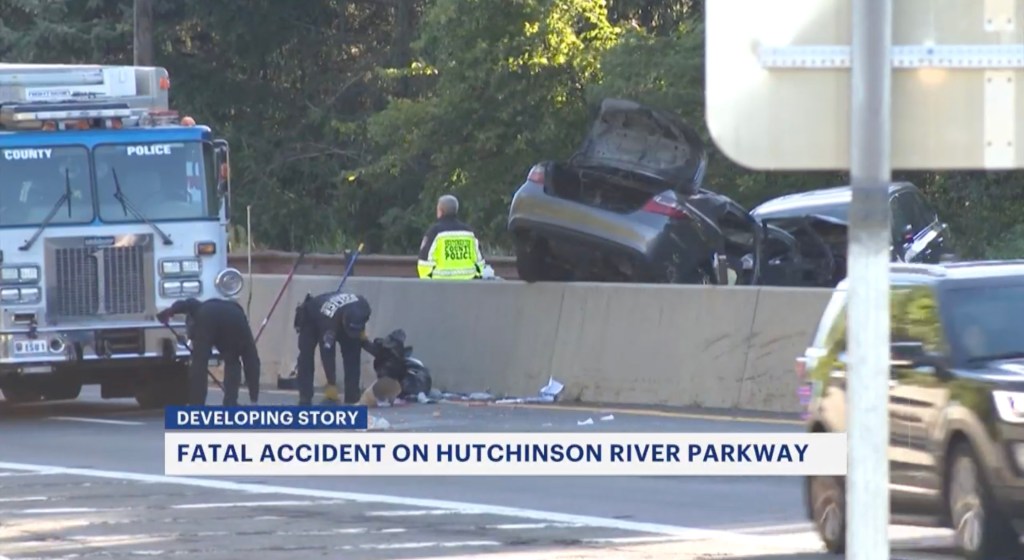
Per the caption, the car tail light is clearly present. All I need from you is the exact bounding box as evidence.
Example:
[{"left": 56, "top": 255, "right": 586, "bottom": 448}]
[
  {"left": 642, "top": 195, "right": 689, "bottom": 219},
  {"left": 527, "top": 164, "right": 545, "bottom": 183}
]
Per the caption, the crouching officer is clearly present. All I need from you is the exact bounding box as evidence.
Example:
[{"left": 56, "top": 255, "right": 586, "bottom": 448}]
[
  {"left": 293, "top": 290, "right": 380, "bottom": 405},
  {"left": 156, "top": 297, "right": 261, "bottom": 407}
]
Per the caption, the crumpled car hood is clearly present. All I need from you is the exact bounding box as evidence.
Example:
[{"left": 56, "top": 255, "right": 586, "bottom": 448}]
[
  {"left": 749, "top": 187, "right": 852, "bottom": 226},
  {"left": 570, "top": 98, "right": 708, "bottom": 194}
]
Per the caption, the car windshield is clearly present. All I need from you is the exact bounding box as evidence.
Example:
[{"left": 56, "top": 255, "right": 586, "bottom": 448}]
[
  {"left": 946, "top": 284, "right": 1024, "bottom": 363},
  {"left": 0, "top": 146, "right": 94, "bottom": 228},
  {"left": 94, "top": 141, "right": 216, "bottom": 223}
]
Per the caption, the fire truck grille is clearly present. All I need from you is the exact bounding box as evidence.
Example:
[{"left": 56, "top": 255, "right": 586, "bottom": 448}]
[{"left": 53, "top": 246, "right": 147, "bottom": 317}]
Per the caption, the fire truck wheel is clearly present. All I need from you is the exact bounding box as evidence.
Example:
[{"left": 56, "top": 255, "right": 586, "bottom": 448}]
[
  {"left": 134, "top": 365, "right": 189, "bottom": 409},
  {"left": 0, "top": 381, "right": 43, "bottom": 404},
  {"left": 41, "top": 380, "right": 83, "bottom": 401}
]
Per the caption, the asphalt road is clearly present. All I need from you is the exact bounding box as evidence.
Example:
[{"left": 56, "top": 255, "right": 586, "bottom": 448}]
[{"left": 0, "top": 387, "right": 967, "bottom": 560}]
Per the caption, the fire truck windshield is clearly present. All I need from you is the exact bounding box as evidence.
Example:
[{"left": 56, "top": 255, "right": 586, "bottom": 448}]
[
  {"left": 0, "top": 146, "right": 95, "bottom": 228},
  {"left": 94, "top": 141, "right": 217, "bottom": 223}
]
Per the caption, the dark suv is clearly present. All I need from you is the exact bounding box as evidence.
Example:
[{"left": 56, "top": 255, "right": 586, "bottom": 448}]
[
  {"left": 799, "top": 261, "right": 1024, "bottom": 559},
  {"left": 750, "top": 182, "right": 956, "bottom": 287}
]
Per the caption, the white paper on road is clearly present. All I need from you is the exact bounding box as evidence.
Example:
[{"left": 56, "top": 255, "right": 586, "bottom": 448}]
[{"left": 164, "top": 432, "right": 847, "bottom": 477}]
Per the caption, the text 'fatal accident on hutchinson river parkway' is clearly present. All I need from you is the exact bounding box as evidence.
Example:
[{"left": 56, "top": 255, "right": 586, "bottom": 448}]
[{"left": 163, "top": 432, "right": 847, "bottom": 477}]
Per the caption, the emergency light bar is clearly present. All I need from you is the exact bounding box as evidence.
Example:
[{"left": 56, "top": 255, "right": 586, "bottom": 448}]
[
  {"left": 0, "top": 63, "right": 171, "bottom": 131},
  {"left": 1, "top": 102, "right": 133, "bottom": 125}
]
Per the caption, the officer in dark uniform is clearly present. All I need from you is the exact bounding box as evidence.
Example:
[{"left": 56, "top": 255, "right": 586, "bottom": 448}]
[
  {"left": 156, "top": 297, "right": 261, "bottom": 407},
  {"left": 293, "top": 290, "right": 380, "bottom": 405}
]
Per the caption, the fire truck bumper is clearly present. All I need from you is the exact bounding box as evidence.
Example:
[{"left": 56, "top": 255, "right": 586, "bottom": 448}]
[{"left": 0, "top": 323, "right": 221, "bottom": 375}]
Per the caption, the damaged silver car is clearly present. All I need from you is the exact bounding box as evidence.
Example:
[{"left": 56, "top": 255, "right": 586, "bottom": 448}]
[
  {"left": 506, "top": 98, "right": 956, "bottom": 287},
  {"left": 507, "top": 98, "right": 787, "bottom": 285}
]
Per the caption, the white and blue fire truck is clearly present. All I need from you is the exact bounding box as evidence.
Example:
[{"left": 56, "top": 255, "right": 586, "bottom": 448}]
[{"left": 0, "top": 63, "right": 244, "bottom": 408}]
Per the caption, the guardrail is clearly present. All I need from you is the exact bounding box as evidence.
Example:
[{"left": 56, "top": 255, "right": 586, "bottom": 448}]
[{"left": 228, "top": 250, "right": 520, "bottom": 279}]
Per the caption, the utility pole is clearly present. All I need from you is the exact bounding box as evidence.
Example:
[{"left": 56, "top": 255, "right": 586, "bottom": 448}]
[{"left": 133, "top": 0, "right": 154, "bottom": 66}]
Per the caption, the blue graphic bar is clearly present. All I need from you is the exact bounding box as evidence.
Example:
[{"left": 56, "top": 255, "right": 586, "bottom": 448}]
[{"left": 165, "top": 405, "right": 369, "bottom": 430}]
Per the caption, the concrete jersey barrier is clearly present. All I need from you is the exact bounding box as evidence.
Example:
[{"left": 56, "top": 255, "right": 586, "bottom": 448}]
[{"left": 238, "top": 276, "right": 834, "bottom": 414}]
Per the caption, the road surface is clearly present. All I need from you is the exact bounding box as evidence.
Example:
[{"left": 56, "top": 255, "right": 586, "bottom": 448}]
[{"left": 0, "top": 388, "right": 966, "bottom": 559}]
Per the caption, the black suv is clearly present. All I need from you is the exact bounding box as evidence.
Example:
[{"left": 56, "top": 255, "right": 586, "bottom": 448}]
[
  {"left": 799, "top": 261, "right": 1024, "bottom": 559},
  {"left": 750, "top": 182, "right": 956, "bottom": 287}
]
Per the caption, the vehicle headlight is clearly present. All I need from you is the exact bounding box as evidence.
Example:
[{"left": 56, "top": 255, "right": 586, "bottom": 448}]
[
  {"left": 215, "top": 268, "right": 244, "bottom": 297},
  {"left": 161, "top": 259, "right": 201, "bottom": 276},
  {"left": 0, "top": 265, "right": 40, "bottom": 284},
  {"left": 181, "top": 280, "right": 202, "bottom": 295},
  {"left": 993, "top": 391, "right": 1024, "bottom": 423},
  {"left": 0, "top": 286, "right": 40, "bottom": 304},
  {"left": 161, "top": 280, "right": 183, "bottom": 298}
]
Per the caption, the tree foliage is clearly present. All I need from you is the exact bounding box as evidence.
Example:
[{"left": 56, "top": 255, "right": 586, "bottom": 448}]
[{"left": 2, "top": 0, "right": 1021, "bottom": 258}]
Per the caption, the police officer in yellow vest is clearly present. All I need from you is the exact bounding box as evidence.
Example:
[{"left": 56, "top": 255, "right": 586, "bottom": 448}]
[{"left": 417, "top": 195, "right": 486, "bottom": 280}]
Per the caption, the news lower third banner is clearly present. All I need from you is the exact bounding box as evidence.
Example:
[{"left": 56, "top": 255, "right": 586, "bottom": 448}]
[{"left": 163, "top": 406, "right": 847, "bottom": 477}]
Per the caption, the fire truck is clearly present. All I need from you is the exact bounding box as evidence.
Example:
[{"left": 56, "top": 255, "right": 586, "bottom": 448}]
[{"left": 0, "top": 63, "right": 243, "bottom": 408}]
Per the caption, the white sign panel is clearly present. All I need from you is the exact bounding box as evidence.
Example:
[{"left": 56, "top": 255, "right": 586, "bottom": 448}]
[{"left": 706, "top": 0, "right": 1024, "bottom": 170}]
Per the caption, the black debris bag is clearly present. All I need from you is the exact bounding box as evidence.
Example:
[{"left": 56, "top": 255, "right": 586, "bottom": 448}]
[{"left": 370, "top": 329, "right": 432, "bottom": 399}]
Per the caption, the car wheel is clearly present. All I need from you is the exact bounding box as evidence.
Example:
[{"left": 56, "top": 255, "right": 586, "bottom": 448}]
[
  {"left": 947, "top": 442, "right": 1022, "bottom": 560},
  {"left": 1, "top": 380, "right": 43, "bottom": 404},
  {"left": 514, "top": 238, "right": 546, "bottom": 283},
  {"left": 809, "top": 475, "right": 846, "bottom": 554},
  {"left": 41, "top": 379, "right": 82, "bottom": 401}
]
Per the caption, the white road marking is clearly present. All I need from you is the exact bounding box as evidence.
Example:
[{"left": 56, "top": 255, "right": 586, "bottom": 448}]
[
  {"left": 21, "top": 507, "right": 99, "bottom": 514},
  {"left": 283, "top": 527, "right": 407, "bottom": 536},
  {"left": 48, "top": 416, "right": 144, "bottom": 426},
  {"left": 366, "top": 509, "right": 472, "bottom": 517},
  {"left": 581, "top": 536, "right": 693, "bottom": 545},
  {"left": 2, "top": 534, "right": 169, "bottom": 554},
  {"left": 0, "top": 460, "right": 783, "bottom": 543},
  {"left": 0, "top": 519, "right": 93, "bottom": 538},
  {"left": 718, "top": 521, "right": 814, "bottom": 534},
  {"left": 486, "top": 522, "right": 585, "bottom": 530},
  {"left": 172, "top": 500, "right": 346, "bottom": 509},
  {"left": 0, "top": 469, "right": 59, "bottom": 477},
  {"left": 338, "top": 541, "right": 502, "bottom": 550},
  {"left": 0, "top": 496, "right": 48, "bottom": 503}
]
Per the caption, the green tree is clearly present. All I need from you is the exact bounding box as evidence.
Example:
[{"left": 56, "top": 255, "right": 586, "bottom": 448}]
[{"left": 354, "top": 0, "right": 622, "bottom": 253}]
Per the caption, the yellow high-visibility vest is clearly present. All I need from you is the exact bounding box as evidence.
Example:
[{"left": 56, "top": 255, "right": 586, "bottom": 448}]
[{"left": 418, "top": 230, "right": 484, "bottom": 280}]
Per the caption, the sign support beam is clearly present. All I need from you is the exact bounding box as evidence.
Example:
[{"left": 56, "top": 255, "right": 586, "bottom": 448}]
[{"left": 847, "top": 0, "right": 893, "bottom": 559}]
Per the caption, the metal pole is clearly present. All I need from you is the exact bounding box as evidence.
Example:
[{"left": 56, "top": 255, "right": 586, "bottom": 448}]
[
  {"left": 246, "top": 205, "right": 253, "bottom": 317},
  {"left": 847, "top": 0, "right": 892, "bottom": 559}
]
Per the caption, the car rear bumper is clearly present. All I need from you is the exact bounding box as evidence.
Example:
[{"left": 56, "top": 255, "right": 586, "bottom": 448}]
[
  {"left": 508, "top": 181, "right": 703, "bottom": 268},
  {"left": 509, "top": 182, "right": 667, "bottom": 248}
]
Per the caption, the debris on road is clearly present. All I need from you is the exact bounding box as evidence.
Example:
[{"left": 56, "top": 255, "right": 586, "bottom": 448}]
[
  {"left": 367, "top": 415, "right": 391, "bottom": 430},
  {"left": 494, "top": 376, "right": 567, "bottom": 405},
  {"left": 357, "top": 377, "right": 402, "bottom": 408}
]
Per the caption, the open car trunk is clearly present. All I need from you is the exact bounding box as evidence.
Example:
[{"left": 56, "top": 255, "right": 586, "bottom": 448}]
[
  {"left": 545, "top": 162, "right": 671, "bottom": 213},
  {"left": 569, "top": 98, "right": 708, "bottom": 192}
]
